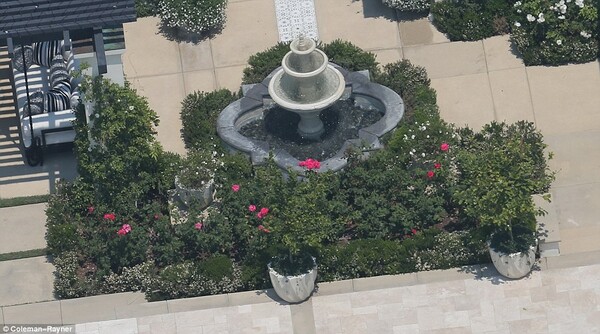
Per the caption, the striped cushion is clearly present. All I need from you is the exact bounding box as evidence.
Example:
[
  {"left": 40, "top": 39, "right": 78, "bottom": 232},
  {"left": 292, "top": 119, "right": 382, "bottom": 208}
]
[
  {"left": 32, "top": 40, "right": 64, "bottom": 67},
  {"left": 45, "top": 79, "right": 71, "bottom": 112},
  {"left": 49, "top": 55, "right": 69, "bottom": 87}
]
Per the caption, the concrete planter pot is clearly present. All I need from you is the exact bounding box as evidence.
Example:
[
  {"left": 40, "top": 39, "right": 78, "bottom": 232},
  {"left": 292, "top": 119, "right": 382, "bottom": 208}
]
[
  {"left": 489, "top": 245, "right": 536, "bottom": 279},
  {"left": 174, "top": 176, "right": 214, "bottom": 209},
  {"left": 267, "top": 258, "right": 317, "bottom": 303}
]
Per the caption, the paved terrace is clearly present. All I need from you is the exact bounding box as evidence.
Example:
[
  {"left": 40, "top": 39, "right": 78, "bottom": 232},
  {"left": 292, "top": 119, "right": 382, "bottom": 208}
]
[{"left": 0, "top": 0, "right": 599, "bottom": 332}]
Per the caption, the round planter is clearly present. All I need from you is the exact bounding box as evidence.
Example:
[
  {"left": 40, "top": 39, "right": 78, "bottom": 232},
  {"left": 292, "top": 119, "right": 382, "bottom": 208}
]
[
  {"left": 267, "top": 258, "right": 317, "bottom": 303},
  {"left": 174, "top": 176, "right": 214, "bottom": 209},
  {"left": 489, "top": 245, "right": 536, "bottom": 279}
]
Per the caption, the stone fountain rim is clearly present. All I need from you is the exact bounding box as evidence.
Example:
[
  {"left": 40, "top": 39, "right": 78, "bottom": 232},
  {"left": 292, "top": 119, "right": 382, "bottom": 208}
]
[
  {"left": 268, "top": 63, "right": 346, "bottom": 112},
  {"left": 281, "top": 49, "right": 329, "bottom": 78},
  {"left": 216, "top": 64, "right": 405, "bottom": 174}
]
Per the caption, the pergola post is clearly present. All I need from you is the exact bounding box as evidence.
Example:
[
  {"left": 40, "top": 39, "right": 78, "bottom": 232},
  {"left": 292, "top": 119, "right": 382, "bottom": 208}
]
[{"left": 93, "top": 28, "right": 107, "bottom": 75}]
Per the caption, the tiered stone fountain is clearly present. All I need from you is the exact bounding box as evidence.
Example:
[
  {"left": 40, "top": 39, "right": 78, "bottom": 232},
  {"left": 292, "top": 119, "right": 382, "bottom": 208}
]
[
  {"left": 217, "top": 37, "right": 405, "bottom": 173},
  {"left": 268, "top": 36, "right": 345, "bottom": 140}
]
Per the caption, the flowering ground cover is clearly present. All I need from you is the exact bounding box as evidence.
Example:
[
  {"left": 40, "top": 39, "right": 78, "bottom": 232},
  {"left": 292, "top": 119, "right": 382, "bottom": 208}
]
[{"left": 46, "top": 42, "right": 553, "bottom": 301}]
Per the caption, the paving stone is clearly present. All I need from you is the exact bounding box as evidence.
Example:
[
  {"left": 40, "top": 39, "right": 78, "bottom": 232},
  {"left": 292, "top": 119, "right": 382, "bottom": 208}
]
[
  {"left": 0, "top": 203, "right": 47, "bottom": 253},
  {"left": 488, "top": 67, "right": 535, "bottom": 123},
  {"left": 353, "top": 273, "right": 417, "bottom": 292},
  {"left": 76, "top": 318, "right": 138, "bottom": 334},
  {"left": 122, "top": 17, "right": 182, "bottom": 78},
  {"left": 2, "top": 301, "right": 61, "bottom": 325},
  {"left": 371, "top": 48, "right": 403, "bottom": 67},
  {"left": 316, "top": 0, "right": 400, "bottom": 51},
  {"left": 0, "top": 257, "right": 55, "bottom": 307},
  {"left": 178, "top": 40, "right": 214, "bottom": 72},
  {"left": 210, "top": 0, "right": 279, "bottom": 68},
  {"left": 431, "top": 73, "right": 495, "bottom": 130},
  {"left": 314, "top": 280, "right": 353, "bottom": 296},
  {"left": 545, "top": 131, "right": 600, "bottom": 188},
  {"left": 114, "top": 301, "right": 169, "bottom": 319},
  {"left": 482, "top": 35, "right": 524, "bottom": 72},
  {"left": 61, "top": 292, "right": 145, "bottom": 324},
  {"left": 167, "top": 294, "right": 229, "bottom": 313},
  {"left": 215, "top": 65, "right": 246, "bottom": 92},
  {"left": 129, "top": 73, "right": 186, "bottom": 155},
  {"left": 290, "top": 300, "right": 316, "bottom": 334},
  {"left": 527, "top": 61, "right": 600, "bottom": 136},
  {"left": 182, "top": 69, "right": 217, "bottom": 95},
  {"left": 403, "top": 41, "right": 486, "bottom": 79},
  {"left": 399, "top": 18, "right": 450, "bottom": 46}
]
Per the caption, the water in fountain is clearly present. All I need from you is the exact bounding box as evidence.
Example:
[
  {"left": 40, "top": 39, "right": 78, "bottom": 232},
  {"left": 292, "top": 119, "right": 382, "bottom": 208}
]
[{"left": 239, "top": 98, "right": 383, "bottom": 160}]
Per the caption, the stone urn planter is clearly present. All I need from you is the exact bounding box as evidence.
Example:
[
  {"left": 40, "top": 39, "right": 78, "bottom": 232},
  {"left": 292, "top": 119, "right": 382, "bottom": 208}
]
[
  {"left": 267, "top": 258, "right": 317, "bottom": 303},
  {"left": 489, "top": 245, "right": 536, "bottom": 279},
  {"left": 174, "top": 176, "right": 214, "bottom": 208}
]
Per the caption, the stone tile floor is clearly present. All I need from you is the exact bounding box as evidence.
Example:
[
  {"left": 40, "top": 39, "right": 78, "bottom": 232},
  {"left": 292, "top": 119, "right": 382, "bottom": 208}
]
[{"left": 63, "top": 263, "right": 600, "bottom": 333}]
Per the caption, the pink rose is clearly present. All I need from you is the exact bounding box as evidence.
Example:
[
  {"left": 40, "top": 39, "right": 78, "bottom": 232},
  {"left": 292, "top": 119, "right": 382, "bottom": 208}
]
[
  {"left": 87, "top": 206, "right": 95, "bottom": 214},
  {"left": 103, "top": 213, "right": 116, "bottom": 221},
  {"left": 122, "top": 224, "right": 131, "bottom": 233},
  {"left": 194, "top": 222, "right": 203, "bottom": 230},
  {"left": 117, "top": 229, "right": 127, "bottom": 236},
  {"left": 440, "top": 142, "right": 450, "bottom": 152},
  {"left": 248, "top": 205, "right": 257, "bottom": 212},
  {"left": 299, "top": 158, "right": 321, "bottom": 170},
  {"left": 427, "top": 171, "right": 435, "bottom": 179},
  {"left": 434, "top": 162, "right": 441, "bottom": 169},
  {"left": 259, "top": 207, "right": 269, "bottom": 216}
]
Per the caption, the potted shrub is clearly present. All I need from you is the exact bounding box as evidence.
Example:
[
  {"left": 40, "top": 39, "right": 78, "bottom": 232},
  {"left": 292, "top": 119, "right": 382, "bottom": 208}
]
[
  {"left": 254, "top": 159, "right": 341, "bottom": 303},
  {"left": 175, "top": 149, "right": 221, "bottom": 208},
  {"left": 455, "top": 122, "right": 554, "bottom": 279}
]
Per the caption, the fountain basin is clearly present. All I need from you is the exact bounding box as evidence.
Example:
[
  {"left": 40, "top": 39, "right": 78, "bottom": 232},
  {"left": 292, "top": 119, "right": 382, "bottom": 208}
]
[{"left": 217, "top": 66, "right": 405, "bottom": 173}]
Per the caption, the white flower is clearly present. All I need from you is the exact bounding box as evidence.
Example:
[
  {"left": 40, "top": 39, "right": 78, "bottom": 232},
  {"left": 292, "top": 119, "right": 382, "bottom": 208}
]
[
  {"left": 514, "top": 22, "right": 521, "bottom": 27},
  {"left": 558, "top": 15, "right": 565, "bottom": 19},
  {"left": 421, "top": 153, "right": 426, "bottom": 157},
  {"left": 513, "top": 1, "right": 521, "bottom": 6},
  {"left": 556, "top": 40, "right": 562, "bottom": 45},
  {"left": 517, "top": 9, "right": 522, "bottom": 13},
  {"left": 128, "top": 106, "right": 134, "bottom": 111},
  {"left": 575, "top": 0, "right": 584, "bottom": 7},
  {"left": 411, "top": 135, "right": 415, "bottom": 139},
  {"left": 527, "top": 14, "right": 536, "bottom": 22},
  {"left": 537, "top": 13, "right": 545, "bottom": 23},
  {"left": 95, "top": 113, "right": 100, "bottom": 118},
  {"left": 580, "top": 31, "right": 591, "bottom": 38}
]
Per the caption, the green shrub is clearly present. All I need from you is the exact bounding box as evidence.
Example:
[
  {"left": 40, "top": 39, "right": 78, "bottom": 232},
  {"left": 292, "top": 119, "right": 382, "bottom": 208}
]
[
  {"left": 454, "top": 122, "right": 555, "bottom": 253},
  {"left": 242, "top": 42, "right": 290, "bottom": 84},
  {"left": 144, "top": 260, "right": 243, "bottom": 301},
  {"left": 511, "top": 0, "right": 598, "bottom": 65},
  {"left": 53, "top": 251, "right": 98, "bottom": 299},
  {"left": 414, "top": 231, "right": 489, "bottom": 270},
  {"left": 382, "top": 0, "right": 431, "bottom": 12},
  {"left": 101, "top": 262, "right": 153, "bottom": 293},
  {"left": 180, "top": 89, "right": 238, "bottom": 150},
  {"left": 135, "top": 0, "right": 160, "bottom": 17},
  {"left": 157, "top": 0, "right": 227, "bottom": 34},
  {"left": 320, "top": 39, "right": 379, "bottom": 75},
  {"left": 431, "top": 0, "right": 513, "bottom": 41}
]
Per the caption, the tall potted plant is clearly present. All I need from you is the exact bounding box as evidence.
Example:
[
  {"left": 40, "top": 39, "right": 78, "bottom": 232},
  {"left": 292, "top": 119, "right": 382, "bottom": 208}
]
[
  {"left": 258, "top": 159, "right": 342, "bottom": 303},
  {"left": 455, "top": 122, "right": 554, "bottom": 279}
]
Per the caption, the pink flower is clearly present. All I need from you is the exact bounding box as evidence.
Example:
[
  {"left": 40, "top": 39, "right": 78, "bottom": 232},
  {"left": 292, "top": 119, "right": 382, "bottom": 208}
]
[
  {"left": 248, "top": 205, "right": 257, "bottom": 212},
  {"left": 258, "top": 225, "right": 271, "bottom": 233},
  {"left": 257, "top": 212, "right": 264, "bottom": 219},
  {"left": 154, "top": 214, "right": 160, "bottom": 220},
  {"left": 122, "top": 224, "right": 131, "bottom": 233},
  {"left": 103, "top": 213, "right": 116, "bottom": 221},
  {"left": 231, "top": 184, "right": 240, "bottom": 192},
  {"left": 440, "top": 142, "right": 450, "bottom": 152},
  {"left": 299, "top": 158, "right": 321, "bottom": 170},
  {"left": 411, "top": 228, "right": 418, "bottom": 235},
  {"left": 434, "top": 162, "right": 441, "bottom": 169},
  {"left": 194, "top": 222, "right": 203, "bottom": 230},
  {"left": 259, "top": 207, "right": 269, "bottom": 216},
  {"left": 117, "top": 229, "right": 127, "bottom": 236},
  {"left": 427, "top": 171, "right": 435, "bottom": 179},
  {"left": 87, "top": 206, "right": 95, "bottom": 214}
]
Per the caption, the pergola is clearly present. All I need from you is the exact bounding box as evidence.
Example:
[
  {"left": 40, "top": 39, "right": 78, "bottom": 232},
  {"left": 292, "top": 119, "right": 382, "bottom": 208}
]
[
  {"left": 0, "top": 0, "right": 136, "bottom": 165},
  {"left": 1, "top": 0, "right": 136, "bottom": 73}
]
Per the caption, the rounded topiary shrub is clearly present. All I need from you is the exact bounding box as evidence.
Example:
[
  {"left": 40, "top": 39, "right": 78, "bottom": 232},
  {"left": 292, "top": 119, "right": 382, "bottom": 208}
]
[
  {"left": 430, "top": 0, "right": 513, "bottom": 41},
  {"left": 511, "top": 0, "right": 598, "bottom": 65},
  {"left": 180, "top": 89, "right": 238, "bottom": 150},
  {"left": 382, "top": 0, "right": 431, "bottom": 12},
  {"left": 158, "top": 0, "right": 227, "bottom": 34},
  {"left": 242, "top": 42, "right": 290, "bottom": 84}
]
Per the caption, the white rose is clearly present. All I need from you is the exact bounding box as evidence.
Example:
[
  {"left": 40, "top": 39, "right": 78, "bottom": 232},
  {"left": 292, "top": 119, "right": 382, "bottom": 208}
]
[{"left": 527, "top": 14, "right": 536, "bottom": 22}]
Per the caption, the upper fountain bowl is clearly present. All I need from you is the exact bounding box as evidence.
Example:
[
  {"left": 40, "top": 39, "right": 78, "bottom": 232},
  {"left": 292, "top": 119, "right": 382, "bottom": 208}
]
[{"left": 268, "top": 37, "right": 345, "bottom": 113}]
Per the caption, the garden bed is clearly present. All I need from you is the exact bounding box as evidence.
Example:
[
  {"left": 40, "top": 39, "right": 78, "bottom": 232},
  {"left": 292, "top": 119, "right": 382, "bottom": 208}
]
[{"left": 46, "top": 41, "right": 553, "bottom": 301}]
